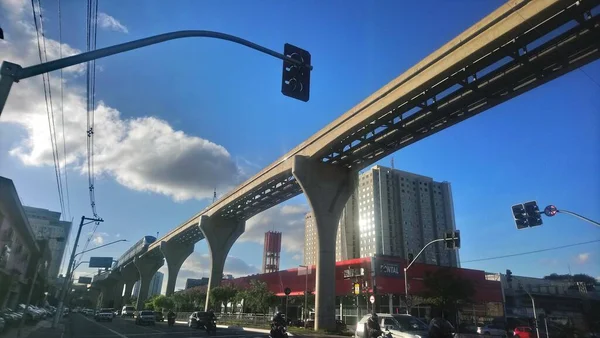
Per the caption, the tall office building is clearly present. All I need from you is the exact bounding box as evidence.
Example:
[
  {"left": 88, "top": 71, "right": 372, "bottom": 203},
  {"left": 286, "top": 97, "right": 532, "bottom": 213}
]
[
  {"left": 133, "top": 271, "right": 164, "bottom": 297},
  {"left": 303, "top": 166, "right": 459, "bottom": 268},
  {"left": 262, "top": 231, "right": 281, "bottom": 273},
  {"left": 357, "top": 165, "right": 459, "bottom": 267},
  {"left": 303, "top": 190, "right": 359, "bottom": 266},
  {"left": 23, "top": 206, "right": 72, "bottom": 279}
]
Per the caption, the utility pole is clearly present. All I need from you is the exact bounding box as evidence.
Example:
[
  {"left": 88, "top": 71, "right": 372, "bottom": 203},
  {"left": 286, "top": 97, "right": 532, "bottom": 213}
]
[{"left": 52, "top": 216, "right": 103, "bottom": 328}]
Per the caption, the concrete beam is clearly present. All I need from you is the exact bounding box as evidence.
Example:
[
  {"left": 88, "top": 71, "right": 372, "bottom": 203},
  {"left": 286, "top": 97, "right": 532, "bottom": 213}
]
[
  {"left": 198, "top": 214, "right": 244, "bottom": 311},
  {"left": 292, "top": 155, "right": 355, "bottom": 331},
  {"left": 133, "top": 257, "right": 164, "bottom": 310},
  {"left": 160, "top": 240, "right": 194, "bottom": 296}
]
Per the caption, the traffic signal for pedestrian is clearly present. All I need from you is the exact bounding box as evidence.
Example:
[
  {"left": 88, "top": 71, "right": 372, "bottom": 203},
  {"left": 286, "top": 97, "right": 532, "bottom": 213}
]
[
  {"left": 281, "top": 43, "right": 311, "bottom": 102},
  {"left": 523, "top": 201, "right": 543, "bottom": 227},
  {"left": 506, "top": 269, "right": 513, "bottom": 283},
  {"left": 444, "top": 230, "right": 460, "bottom": 249},
  {"left": 511, "top": 204, "right": 529, "bottom": 229}
]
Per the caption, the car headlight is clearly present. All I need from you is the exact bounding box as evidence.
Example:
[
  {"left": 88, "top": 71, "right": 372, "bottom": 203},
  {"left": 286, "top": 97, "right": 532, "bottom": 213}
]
[{"left": 414, "top": 335, "right": 421, "bottom": 338}]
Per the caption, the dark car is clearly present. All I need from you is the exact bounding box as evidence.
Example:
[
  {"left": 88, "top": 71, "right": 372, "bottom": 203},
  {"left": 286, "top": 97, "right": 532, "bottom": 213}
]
[
  {"left": 188, "top": 311, "right": 212, "bottom": 329},
  {"left": 135, "top": 311, "right": 156, "bottom": 326},
  {"left": 95, "top": 309, "right": 114, "bottom": 322},
  {"left": 155, "top": 311, "right": 164, "bottom": 322}
]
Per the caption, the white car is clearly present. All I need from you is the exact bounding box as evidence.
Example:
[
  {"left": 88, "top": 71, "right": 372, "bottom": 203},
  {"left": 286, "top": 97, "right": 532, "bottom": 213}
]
[
  {"left": 355, "top": 313, "right": 429, "bottom": 338},
  {"left": 477, "top": 324, "right": 507, "bottom": 337}
]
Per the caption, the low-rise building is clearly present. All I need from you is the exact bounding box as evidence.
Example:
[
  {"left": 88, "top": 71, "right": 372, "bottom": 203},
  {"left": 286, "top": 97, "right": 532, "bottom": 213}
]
[{"left": 0, "top": 177, "right": 49, "bottom": 309}]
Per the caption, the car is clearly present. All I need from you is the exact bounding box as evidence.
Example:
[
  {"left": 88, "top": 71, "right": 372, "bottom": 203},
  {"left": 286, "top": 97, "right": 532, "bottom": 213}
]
[
  {"left": 155, "top": 311, "right": 164, "bottom": 322},
  {"left": 188, "top": 311, "right": 212, "bottom": 329},
  {"left": 135, "top": 311, "right": 156, "bottom": 326},
  {"left": 121, "top": 306, "right": 136, "bottom": 317},
  {"left": 514, "top": 326, "right": 534, "bottom": 338},
  {"left": 355, "top": 313, "right": 429, "bottom": 338},
  {"left": 95, "top": 309, "right": 114, "bottom": 322},
  {"left": 477, "top": 323, "right": 507, "bottom": 337},
  {"left": 0, "top": 317, "right": 5, "bottom": 333}
]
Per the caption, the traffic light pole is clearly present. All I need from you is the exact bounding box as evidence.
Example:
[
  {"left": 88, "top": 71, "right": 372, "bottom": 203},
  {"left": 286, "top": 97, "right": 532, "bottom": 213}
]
[
  {"left": 554, "top": 209, "right": 600, "bottom": 227},
  {"left": 0, "top": 30, "right": 312, "bottom": 116},
  {"left": 403, "top": 238, "right": 446, "bottom": 314}
]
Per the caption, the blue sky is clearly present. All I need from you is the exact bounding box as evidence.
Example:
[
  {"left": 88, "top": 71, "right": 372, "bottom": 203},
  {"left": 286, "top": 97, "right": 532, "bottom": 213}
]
[{"left": 0, "top": 0, "right": 598, "bottom": 291}]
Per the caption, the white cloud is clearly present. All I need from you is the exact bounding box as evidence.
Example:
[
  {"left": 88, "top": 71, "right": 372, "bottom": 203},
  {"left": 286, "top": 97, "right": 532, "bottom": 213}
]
[
  {"left": 576, "top": 253, "right": 590, "bottom": 264},
  {"left": 0, "top": 1, "right": 244, "bottom": 201},
  {"left": 92, "top": 235, "right": 104, "bottom": 245},
  {"left": 115, "top": 233, "right": 120, "bottom": 238},
  {"left": 97, "top": 12, "right": 128, "bottom": 34},
  {"left": 240, "top": 203, "right": 309, "bottom": 254}
]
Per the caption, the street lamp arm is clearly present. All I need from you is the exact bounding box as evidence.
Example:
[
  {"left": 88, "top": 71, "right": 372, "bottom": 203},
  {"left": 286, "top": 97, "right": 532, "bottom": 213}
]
[
  {"left": 73, "top": 239, "right": 127, "bottom": 258},
  {"left": 405, "top": 238, "right": 446, "bottom": 271},
  {"left": 557, "top": 209, "right": 600, "bottom": 227}
]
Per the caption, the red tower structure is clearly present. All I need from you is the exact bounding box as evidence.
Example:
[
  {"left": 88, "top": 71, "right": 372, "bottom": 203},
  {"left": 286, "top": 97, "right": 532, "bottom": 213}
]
[{"left": 262, "top": 231, "right": 282, "bottom": 273}]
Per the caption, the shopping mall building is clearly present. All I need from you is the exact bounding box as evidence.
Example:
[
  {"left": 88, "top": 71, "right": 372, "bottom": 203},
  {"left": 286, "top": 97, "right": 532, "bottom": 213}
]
[{"left": 224, "top": 255, "right": 504, "bottom": 325}]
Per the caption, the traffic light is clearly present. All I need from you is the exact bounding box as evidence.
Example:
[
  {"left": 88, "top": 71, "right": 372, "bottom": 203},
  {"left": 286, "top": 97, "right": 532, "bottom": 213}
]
[
  {"left": 353, "top": 282, "right": 360, "bottom": 295},
  {"left": 408, "top": 253, "right": 414, "bottom": 263},
  {"left": 444, "top": 230, "right": 460, "bottom": 249},
  {"left": 523, "top": 201, "right": 543, "bottom": 227},
  {"left": 0, "top": 27, "right": 4, "bottom": 40},
  {"left": 506, "top": 269, "right": 513, "bottom": 283},
  {"left": 281, "top": 43, "right": 311, "bottom": 102},
  {"left": 512, "top": 204, "right": 528, "bottom": 229}
]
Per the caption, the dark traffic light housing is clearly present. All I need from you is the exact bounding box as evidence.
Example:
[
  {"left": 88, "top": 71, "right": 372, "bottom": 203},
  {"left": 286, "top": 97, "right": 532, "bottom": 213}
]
[
  {"left": 506, "top": 269, "right": 513, "bottom": 283},
  {"left": 523, "top": 201, "right": 543, "bottom": 227},
  {"left": 281, "top": 43, "right": 311, "bottom": 102},
  {"left": 444, "top": 230, "right": 460, "bottom": 249},
  {"left": 512, "top": 201, "right": 543, "bottom": 229}
]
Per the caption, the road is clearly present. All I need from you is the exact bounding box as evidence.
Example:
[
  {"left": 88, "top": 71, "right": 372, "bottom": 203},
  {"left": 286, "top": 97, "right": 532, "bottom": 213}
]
[{"left": 62, "top": 314, "right": 270, "bottom": 338}]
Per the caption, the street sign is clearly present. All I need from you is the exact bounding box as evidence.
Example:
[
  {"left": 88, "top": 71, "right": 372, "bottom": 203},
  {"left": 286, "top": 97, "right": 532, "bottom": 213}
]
[
  {"left": 343, "top": 268, "right": 365, "bottom": 279},
  {"left": 78, "top": 276, "right": 92, "bottom": 284},
  {"left": 353, "top": 283, "right": 360, "bottom": 295},
  {"left": 544, "top": 205, "right": 558, "bottom": 217},
  {"left": 369, "top": 295, "right": 375, "bottom": 304},
  {"left": 89, "top": 257, "right": 113, "bottom": 268},
  {"left": 284, "top": 287, "right": 291, "bottom": 296}
]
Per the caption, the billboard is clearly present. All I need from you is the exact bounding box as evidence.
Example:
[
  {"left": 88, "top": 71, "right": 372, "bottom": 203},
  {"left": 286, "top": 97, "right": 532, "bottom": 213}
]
[
  {"left": 89, "top": 257, "right": 113, "bottom": 268},
  {"left": 78, "top": 276, "right": 92, "bottom": 284}
]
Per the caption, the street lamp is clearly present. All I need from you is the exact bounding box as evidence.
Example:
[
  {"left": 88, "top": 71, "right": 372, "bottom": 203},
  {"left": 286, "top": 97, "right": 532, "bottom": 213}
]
[
  {"left": 299, "top": 265, "right": 309, "bottom": 321},
  {"left": 518, "top": 283, "right": 540, "bottom": 338}
]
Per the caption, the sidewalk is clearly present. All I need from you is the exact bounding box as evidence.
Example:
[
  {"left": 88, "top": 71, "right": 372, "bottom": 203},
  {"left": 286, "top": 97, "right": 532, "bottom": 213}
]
[{"left": 3, "top": 320, "right": 66, "bottom": 338}]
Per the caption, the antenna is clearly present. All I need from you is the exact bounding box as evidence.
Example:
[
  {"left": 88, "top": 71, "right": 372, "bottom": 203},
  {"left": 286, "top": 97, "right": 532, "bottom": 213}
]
[
  {"left": 213, "top": 188, "right": 217, "bottom": 203},
  {"left": 391, "top": 157, "right": 395, "bottom": 170}
]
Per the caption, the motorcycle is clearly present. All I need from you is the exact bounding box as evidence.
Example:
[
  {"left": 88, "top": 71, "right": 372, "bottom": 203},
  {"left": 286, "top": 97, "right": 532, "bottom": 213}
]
[
  {"left": 269, "top": 324, "right": 288, "bottom": 338},
  {"left": 167, "top": 313, "right": 176, "bottom": 327},
  {"left": 205, "top": 318, "right": 217, "bottom": 334}
]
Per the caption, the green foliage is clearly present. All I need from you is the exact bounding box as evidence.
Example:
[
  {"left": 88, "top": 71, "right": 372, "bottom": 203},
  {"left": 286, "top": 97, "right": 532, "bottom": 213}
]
[
  {"left": 153, "top": 295, "right": 175, "bottom": 311},
  {"left": 420, "top": 268, "right": 476, "bottom": 314},
  {"left": 239, "top": 280, "right": 277, "bottom": 313},
  {"left": 209, "top": 285, "right": 238, "bottom": 312}
]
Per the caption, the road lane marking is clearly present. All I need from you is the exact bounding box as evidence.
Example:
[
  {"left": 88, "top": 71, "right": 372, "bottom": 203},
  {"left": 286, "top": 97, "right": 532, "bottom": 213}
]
[{"left": 81, "top": 315, "right": 129, "bottom": 338}]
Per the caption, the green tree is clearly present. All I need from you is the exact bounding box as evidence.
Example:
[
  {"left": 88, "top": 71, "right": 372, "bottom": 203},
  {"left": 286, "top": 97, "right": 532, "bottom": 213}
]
[
  {"left": 243, "top": 280, "right": 277, "bottom": 313},
  {"left": 420, "top": 268, "right": 476, "bottom": 317},
  {"left": 153, "top": 295, "right": 175, "bottom": 311},
  {"left": 208, "top": 285, "right": 238, "bottom": 313}
]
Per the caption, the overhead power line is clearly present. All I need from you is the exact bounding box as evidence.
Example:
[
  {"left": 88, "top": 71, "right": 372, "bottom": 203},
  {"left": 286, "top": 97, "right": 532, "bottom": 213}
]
[
  {"left": 58, "top": 0, "right": 71, "bottom": 221},
  {"left": 31, "top": 0, "right": 67, "bottom": 221},
  {"left": 462, "top": 239, "right": 600, "bottom": 263}
]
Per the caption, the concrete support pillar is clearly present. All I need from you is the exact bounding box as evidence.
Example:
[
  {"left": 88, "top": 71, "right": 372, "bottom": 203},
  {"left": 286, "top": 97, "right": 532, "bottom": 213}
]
[
  {"left": 133, "top": 257, "right": 164, "bottom": 310},
  {"left": 120, "top": 263, "right": 139, "bottom": 306},
  {"left": 160, "top": 240, "right": 194, "bottom": 296},
  {"left": 199, "top": 214, "right": 245, "bottom": 311},
  {"left": 112, "top": 280, "right": 125, "bottom": 311},
  {"left": 292, "top": 155, "right": 354, "bottom": 330}
]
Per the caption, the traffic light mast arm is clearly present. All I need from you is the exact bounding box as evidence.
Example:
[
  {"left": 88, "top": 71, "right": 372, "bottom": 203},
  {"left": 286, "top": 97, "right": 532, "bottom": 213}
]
[
  {"left": 0, "top": 30, "right": 313, "bottom": 116},
  {"left": 556, "top": 209, "right": 600, "bottom": 227},
  {"left": 405, "top": 238, "right": 446, "bottom": 271}
]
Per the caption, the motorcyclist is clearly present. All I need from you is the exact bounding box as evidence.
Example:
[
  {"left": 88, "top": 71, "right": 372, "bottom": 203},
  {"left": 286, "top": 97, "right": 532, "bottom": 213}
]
[
  {"left": 428, "top": 309, "right": 454, "bottom": 338},
  {"left": 270, "top": 312, "right": 287, "bottom": 338},
  {"left": 367, "top": 312, "right": 382, "bottom": 338},
  {"left": 207, "top": 309, "right": 217, "bottom": 329},
  {"left": 167, "top": 310, "right": 176, "bottom": 326}
]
